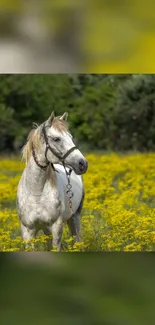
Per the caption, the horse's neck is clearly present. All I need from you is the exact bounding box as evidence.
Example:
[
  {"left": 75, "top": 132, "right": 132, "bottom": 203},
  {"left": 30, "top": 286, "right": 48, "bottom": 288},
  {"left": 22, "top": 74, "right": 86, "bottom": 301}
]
[{"left": 25, "top": 156, "right": 56, "bottom": 195}]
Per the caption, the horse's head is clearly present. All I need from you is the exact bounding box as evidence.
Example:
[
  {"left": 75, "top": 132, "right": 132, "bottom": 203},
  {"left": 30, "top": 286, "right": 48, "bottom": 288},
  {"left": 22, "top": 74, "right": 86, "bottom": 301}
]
[{"left": 41, "top": 111, "right": 88, "bottom": 175}]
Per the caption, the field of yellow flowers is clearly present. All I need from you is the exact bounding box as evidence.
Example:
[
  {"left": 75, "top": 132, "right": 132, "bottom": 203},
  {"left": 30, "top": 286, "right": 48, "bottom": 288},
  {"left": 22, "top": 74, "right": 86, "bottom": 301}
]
[{"left": 0, "top": 153, "right": 155, "bottom": 251}]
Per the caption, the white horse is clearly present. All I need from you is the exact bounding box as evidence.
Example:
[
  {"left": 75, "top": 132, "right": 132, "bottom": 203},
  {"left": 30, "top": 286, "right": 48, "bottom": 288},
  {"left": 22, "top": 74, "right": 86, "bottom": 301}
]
[{"left": 17, "top": 111, "right": 88, "bottom": 251}]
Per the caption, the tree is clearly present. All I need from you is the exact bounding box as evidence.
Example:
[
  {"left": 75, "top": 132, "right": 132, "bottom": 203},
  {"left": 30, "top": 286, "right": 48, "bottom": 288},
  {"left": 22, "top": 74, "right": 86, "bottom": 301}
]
[{"left": 114, "top": 74, "right": 155, "bottom": 150}]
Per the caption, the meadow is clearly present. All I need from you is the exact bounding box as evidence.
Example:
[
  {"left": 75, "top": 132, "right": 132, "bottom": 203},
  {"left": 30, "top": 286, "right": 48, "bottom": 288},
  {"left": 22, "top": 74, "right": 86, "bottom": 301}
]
[{"left": 0, "top": 153, "right": 155, "bottom": 252}]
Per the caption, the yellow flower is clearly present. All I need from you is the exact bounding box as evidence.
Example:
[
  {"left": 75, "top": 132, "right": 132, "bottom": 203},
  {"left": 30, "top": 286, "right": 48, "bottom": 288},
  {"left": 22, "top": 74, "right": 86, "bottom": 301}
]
[{"left": 1, "top": 154, "right": 155, "bottom": 251}]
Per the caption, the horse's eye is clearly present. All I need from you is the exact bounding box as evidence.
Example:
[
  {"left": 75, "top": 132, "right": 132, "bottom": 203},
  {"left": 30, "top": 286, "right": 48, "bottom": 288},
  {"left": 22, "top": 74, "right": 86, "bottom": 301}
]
[{"left": 53, "top": 137, "right": 60, "bottom": 142}]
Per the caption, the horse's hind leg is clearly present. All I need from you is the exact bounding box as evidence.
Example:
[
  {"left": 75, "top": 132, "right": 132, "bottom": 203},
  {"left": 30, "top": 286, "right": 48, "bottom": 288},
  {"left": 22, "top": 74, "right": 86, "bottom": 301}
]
[
  {"left": 67, "top": 189, "right": 84, "bottom": 243},
  {"left": 20, "top": 223, "right": 36, "bottom": 251},
  {"left": 67, "top": 213, "right": 81, "bottom": 243}
]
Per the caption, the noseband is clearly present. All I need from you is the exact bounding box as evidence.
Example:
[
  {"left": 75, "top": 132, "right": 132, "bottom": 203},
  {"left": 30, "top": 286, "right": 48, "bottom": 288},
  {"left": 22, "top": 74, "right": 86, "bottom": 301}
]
[{"left": 32, "top": 123, "right": 77, "bottom": 172}]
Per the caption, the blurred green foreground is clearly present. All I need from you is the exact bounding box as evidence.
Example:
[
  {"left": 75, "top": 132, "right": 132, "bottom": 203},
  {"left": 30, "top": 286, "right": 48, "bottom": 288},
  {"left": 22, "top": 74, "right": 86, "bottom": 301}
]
[{"left": 0, "top": 253, "right": 155, "bottom": 325}]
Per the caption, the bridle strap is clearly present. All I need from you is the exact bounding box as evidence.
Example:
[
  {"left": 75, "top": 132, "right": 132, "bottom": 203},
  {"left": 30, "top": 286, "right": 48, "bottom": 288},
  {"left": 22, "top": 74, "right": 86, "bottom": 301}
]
[
  {"left": 32, "top": 143, "right": 48, "bottom": 170},
  {"left": 32, "top": 124, "right": 76, "bottom": 215},
  {"left": 42, "top": 123, "right": 77, "bottom": 162},
  {"left": 43, "top": 124, "right": 62, "bottom": 161},
  {"left": 32, "top": 123, "right": 77, "bottom": 171},
  {"left": 61, "top": 146, "right": 77, "bottom": 160}
]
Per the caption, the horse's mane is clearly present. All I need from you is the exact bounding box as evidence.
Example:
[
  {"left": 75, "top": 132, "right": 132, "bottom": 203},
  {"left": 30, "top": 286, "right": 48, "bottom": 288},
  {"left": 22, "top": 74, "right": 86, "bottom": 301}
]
[
  {"left": 22, "top": 124, "right": 41, "bottom": 164},
  {"left": 22, "top": 118, "right": 69, "bottom": 164}
]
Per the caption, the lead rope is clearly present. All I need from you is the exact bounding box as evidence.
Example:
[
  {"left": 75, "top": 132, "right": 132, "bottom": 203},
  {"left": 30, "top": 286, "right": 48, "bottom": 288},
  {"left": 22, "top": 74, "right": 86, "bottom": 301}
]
[{"left": 63, "top": 164, "right": 74, "bottom": 217}]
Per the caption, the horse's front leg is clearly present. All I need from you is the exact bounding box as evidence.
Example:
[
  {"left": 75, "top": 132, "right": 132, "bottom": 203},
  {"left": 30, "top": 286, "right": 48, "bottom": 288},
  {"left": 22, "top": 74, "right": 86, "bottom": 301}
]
[
  {"left": 51, "top": 216, "right": 63, "bottom": 251},
  {"left": 43, "top": 228, "right": 53, "bottom": 251},
  {"left": 45, "top": 216, "right": 63, "bottom": 252},
  {"left": 20, "top": 223, "right": 36, "bottom": 251}
]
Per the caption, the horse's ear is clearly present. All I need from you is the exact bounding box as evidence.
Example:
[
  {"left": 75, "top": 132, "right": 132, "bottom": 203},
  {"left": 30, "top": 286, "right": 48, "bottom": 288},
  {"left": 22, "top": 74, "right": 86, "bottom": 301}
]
[
  {"left": 60, "top": 112, "right": 68, "bottom": 121},
  {"left": 46, "top": 111, "right": 55, "bottom": 126}
]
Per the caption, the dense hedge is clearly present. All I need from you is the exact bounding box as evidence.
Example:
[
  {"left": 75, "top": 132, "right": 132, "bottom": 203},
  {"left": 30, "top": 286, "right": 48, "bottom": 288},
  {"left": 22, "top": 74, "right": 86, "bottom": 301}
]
[{"left": 0, "top": 74, "right": 155, "bottom": 152}]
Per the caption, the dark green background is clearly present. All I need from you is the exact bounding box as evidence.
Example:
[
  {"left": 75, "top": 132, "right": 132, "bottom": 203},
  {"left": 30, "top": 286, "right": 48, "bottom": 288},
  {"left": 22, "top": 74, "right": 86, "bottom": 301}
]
[{"left": 0, "top": 74, "right": 154, "bottom": 153}]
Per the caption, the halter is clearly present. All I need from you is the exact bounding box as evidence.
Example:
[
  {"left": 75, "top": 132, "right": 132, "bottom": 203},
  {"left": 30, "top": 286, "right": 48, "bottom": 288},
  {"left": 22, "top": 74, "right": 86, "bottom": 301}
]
[
  {"left": 32, "top": 123, "right": 77, "bottom": 216},
  {"left": 42, "top": 123, "right": 77, "bottom": 168},
  {"left": 32, "top": 123, "right": 77, "bottom": 169}
]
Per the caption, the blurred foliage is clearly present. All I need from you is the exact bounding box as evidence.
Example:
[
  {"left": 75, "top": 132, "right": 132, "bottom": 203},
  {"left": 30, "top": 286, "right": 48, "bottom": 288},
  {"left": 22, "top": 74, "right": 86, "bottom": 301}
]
[
  {"left": 0, "top": 0, "right": 22, "bottom": 11},
  {"left": 81, "top": 0, "right": 155, "bottom": 72},
  {"left": 1, "top": 74, "right": 155, "bottom": 153},
  {"left": 1, "top": 253, "right": 155, "bottom": 324},
  {"left": 0, "top": 1, "right": 155, "bottom": 71},
  {"left": 42, "top": 0, "right": 155, "bottom": 72}
]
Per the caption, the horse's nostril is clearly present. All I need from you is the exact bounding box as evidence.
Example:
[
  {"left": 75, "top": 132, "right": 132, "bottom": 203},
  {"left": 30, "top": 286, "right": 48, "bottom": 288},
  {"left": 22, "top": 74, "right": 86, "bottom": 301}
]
[
  {"left": 79, "top": 159, "right": 85, "bottom": 169},
  {"left": 79, "top": 159, "right": 88, "bottom": 171}
]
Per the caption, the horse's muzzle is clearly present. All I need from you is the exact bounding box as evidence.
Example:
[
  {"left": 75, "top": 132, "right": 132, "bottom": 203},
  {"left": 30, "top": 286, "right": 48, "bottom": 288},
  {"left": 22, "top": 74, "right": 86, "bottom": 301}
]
[{"left": 78, "top": 158, "right": 88, "bottom": 174}]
